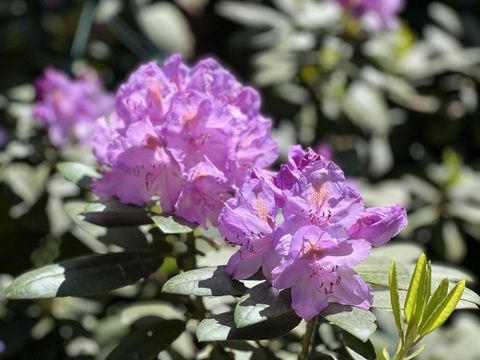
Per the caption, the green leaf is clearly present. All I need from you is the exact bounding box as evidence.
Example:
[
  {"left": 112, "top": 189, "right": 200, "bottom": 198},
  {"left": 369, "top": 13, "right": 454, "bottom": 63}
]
[
  {"left": 234, "top": 282, "right": 292, "bottom": 328},
  {"left": 411, "top": 258, "right": 429, "bottom": 327},
  {"left": 355, "top": 259, "right": 410, "bottom": 288},
  {"left": 421, "top": 278, "right": 449, "bottom": 328},
  {"left": 6, "top": 251, "right": 164, "bottom": 299},
  {"left": 343, "top": 332, "right": 376, "bottom": 360},
  {"left": 382, "top": 348, "right": 391, "bottom": 360},
  {"left": 404, "top": 254, "right": 427, "bottom": 322},
  {"left": 356, "top": 257, "right": 473, "bottom": 290},
  {"left": 356, "top": 258, "right": 479, "bottom": 310},
  {"left": 83, "top": 198, "right": 150, "bottom": 227},
  {"left": 120, "top": 301, "right": 185, "bottom": 324},
  {"left": 105, "top": 319, "right": 184, "bottom": 360},
  {"left": 370, "top": 243, "right": 424, "bottom": 263},
  {"left": 162, "top": 266, "right": 248, "bottom": 297},
  {"left": 56, "top": 162, "right": 100, "bottom": 189},
  {"left": 389, "top": 261, "right": 403, "bottom": 334},
  {"left": 419, "top": 280, "right": 466, "bottom": 336},
  {"left": 196, "top": 310, "right": 301, "bottom": 341},
  {"left": 151, "top": 215, "right": 194, "bottom": 234},
  {"left": 321, "top": 304, "right": 377, "bottom": 342},
  {"left": 404, "top": 344, "right": 426, "bottom": 360},
  {"left": 372, "top": 286, "right": 476, "bottom": 310}
]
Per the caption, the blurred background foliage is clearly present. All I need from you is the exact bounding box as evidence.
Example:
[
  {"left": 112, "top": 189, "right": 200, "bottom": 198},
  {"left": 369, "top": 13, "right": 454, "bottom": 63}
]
[{"left": 1, "top": 0, "right": 480, "bottom": 359}]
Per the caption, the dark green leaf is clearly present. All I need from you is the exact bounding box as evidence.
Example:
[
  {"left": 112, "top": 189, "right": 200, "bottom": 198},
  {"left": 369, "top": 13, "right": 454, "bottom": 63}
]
[
  {"left": 162, "top": 266, "right": 248, "bottom": 296},
  {"left": 196, "top": 310, "right": 301, "bottom": 341},
  {"left": 343, "top": 331, "right": 376, "bottom": 360},
  {"left": 151, "top": 214, "right": 194, "bottom": 234},
  {"left": 321, "top": 304, "right": 377, "bottom": 342},
  {"left": 6, "top": 251, "right": 164, "bottom": 299},
  {"left": 56, "top": 162, "right": 100, "bottom": 189},
  {"left": 234, "top": 282, "right": 292, "bottom": 328},
  {"left": 83, "top": 198, "right": 150, "bottom": 227},
  {"left": 106, "top": 319, "right": 184, "bottom": 360}
]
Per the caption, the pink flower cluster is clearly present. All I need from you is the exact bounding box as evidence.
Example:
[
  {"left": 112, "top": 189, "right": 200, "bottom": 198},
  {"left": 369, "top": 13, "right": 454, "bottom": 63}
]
[
  {"left": 335, "top": 0, "right": 405, "bottom": 31},
  {"left": 33, "top": 68, "right": 114, "bottom": 148},
  {"left": 219, "top": 145, "right": 407, "bottom": 320},
  {"left": 92, "top": 54, "right": 279, "bottom": 227}
]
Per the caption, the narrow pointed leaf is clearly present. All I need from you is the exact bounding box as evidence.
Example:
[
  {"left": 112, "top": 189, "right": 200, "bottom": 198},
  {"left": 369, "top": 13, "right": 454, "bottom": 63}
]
[
  {"left": 389, "top": 261, "right": 403, "bottom": 334},
  {"left": 404, "top": 254, "right": 427, "bottom": 322},
  {"left": 372, "top": 287, "right": 476, "bottom": 310},
  {"left": 411, "top": 257, "right": 429, "bottom": 327},
  {"left": 162, "top": 266, "right": 248, "bottom": 296},
  {"left": 6, "top": 251, "right": 164, "bottom": 299},
  {"left": 404, "top": 344, "right": 426, "bottom": 360},
  {"left": 420, "top": 278, "right": 449, "bottom": 331},
  {"left": 419, "top": 280, "right": 466, "bottom": 336},
  {"left": 382, "top": 347, "right": 391, "bottom": 360}
]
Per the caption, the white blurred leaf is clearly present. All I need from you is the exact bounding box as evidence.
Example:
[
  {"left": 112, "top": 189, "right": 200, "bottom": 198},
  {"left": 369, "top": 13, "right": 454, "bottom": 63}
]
[
  {"left": 96, "top": 0, "right": 123, "bottom": 23},
  {"left": 402, "top": 175, "right": 440, "bottom": 204},
  {"left": 442, "top": 220, "right": 466, "bottom": 263},
  {"left": 447, "top": 203, "right": 480, "bottom": 225},
  {"left": 2, "top": 162, "right": 50, "bottom": 217},
  {"left": 137, "top": 2, "right": 194, "bottom": 58},
  {"left": 343, "top": 81, "right": 391, "bottom": 136},
  {"left": 368, "top": 136, "right": 393, "bottom": 177},
  {"left": 288, "top": 1, "right": 342, "bottom": 30},
  {"left": 358, "top": 180, "right": 411, "bottom": 208},
  {"left": 424, "top": 25, "right": 462, "bottom": 54},
  {"left": 403, "top": 206, "right": 439, "bottom": 237},
  {"left": 428, "top": 2, "right": 462, "bottom": 36},
  {"left": 216, "top": 1, "right": 289, "bottom": 29}
]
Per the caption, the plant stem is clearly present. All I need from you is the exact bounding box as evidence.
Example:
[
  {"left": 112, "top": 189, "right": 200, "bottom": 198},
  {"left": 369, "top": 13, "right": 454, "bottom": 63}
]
[
  {"left": 184, "top": 232, "right": 206, "bottom": 320},
  {"left": 299, "top": 316, "right": 319, "bottom": 360},
  {"left": 393, "top": 337, "right": 413, "bottom": 360}
]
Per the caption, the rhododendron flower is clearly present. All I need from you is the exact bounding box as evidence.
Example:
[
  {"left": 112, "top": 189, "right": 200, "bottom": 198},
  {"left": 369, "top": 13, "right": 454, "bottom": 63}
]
[
  {"left": 219, "top": 174, "right": 280, "bottom": 280},
  {"left": 92, "top": 54, "right": 279, "bottom": 227},
  {"left": 220, "top": 145, "right": 407, "bottom": 320},
  {"left": 33, "top": 68, "right": 114, "bottom": 148},
  {"left": 335, "top": 0, "right": 405, "bottom": 31}
]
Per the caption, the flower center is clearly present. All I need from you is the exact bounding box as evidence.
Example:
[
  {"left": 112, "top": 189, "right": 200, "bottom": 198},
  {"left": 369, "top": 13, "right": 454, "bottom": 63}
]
[
  {"left": 310, "top": 182, "right": 329, "bottom": 209},
  {"left": 302, "top": 240, "right": 325, "bottom": 260},
  {"left": 253, "top": 199, "right": 269, "bottom": 222}
]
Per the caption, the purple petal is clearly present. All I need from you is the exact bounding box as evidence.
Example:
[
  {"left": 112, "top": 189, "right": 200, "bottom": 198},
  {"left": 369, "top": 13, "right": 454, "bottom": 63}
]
[
  {"left": 348, "top": 205, "right": 407, "bottom": 246},
  {"left": 291, "top": 280, "right": 329, "bottom": 320},
  {"left": 328, "top": 267, "right": 373, "bottom": 310}
]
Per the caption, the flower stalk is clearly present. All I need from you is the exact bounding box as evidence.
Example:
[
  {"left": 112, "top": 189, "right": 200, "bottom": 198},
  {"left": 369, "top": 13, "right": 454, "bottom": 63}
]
[{"left": 299, "top": 316, "right": 319, "bottom": 360}]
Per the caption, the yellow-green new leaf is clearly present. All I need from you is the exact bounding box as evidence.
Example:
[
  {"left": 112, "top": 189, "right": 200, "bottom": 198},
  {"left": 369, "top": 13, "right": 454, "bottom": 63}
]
[
  {"left": 382, "top": 347, "right": 391, "bottom": 360},
  {"left": 404, "top": 254, "right": 427, "bottom": 322},
  {"left": 419, "top": 280, "right": 466, "bottom": 337},
  {"left": 389, "top": 261, "right": 403, "bottom": 334},
  {"left": 412, "top": 260, "right": 431, "bottom": 325},
  {"left": 419, "top": 278, "right": 449, "bottom": 332},
  {"left": 404, "top": 344, "right": 426, "bottom": 360}
]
